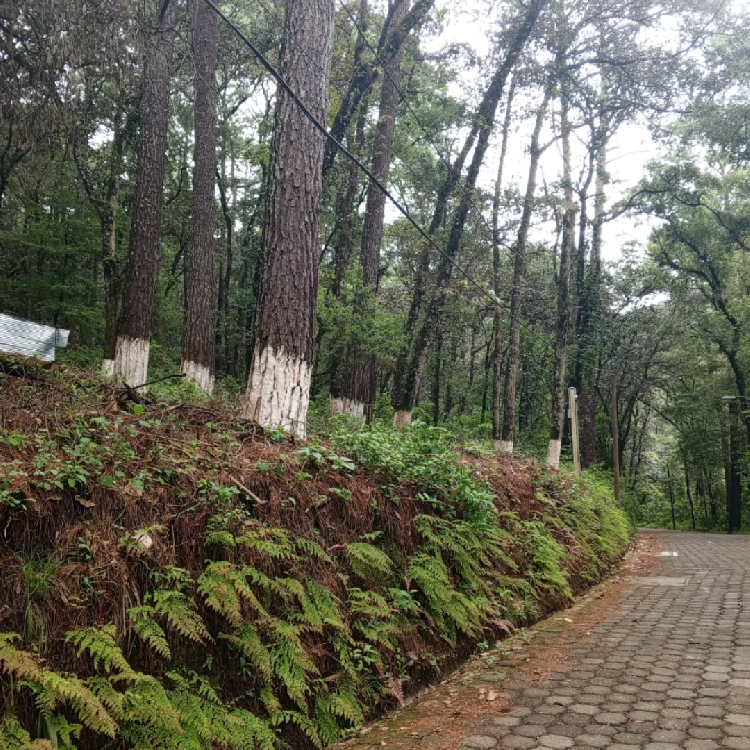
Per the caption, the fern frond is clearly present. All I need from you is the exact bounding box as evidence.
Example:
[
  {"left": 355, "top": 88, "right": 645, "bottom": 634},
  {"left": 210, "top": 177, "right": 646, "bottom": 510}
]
[
  {"left": 87, "top": 676, "right": 125, "bottom": 716},
  {"left": 0, "top": 632, "right": 44, "bottom": 682},
  {"left": 66, "top": 625, "right": 137, "bottom": 683},
  {"left": 294, "top": 537, "right": 333, "bottom": 565},
  {"left": 38, "top": 712, "right": 81, "bottom": 750},
  {"left": 227, "top": 709, "right": 276, "bottom": 750},
  {"left": 0, "top": 717, "right": 54, "bottom": 750},
  {"left": 198, "top": 562, "right": 266, "bottom": 627},
  {"left": 34, "top": 671, "right": 118, "bottom": 738},
  {"left": 129, "top": 605, "right": 172, "bottom": 659},
  {"left": 408, "top": 552, "right": 484, "bottom": 640},
  {"left": 270, "top": 620, "right": 318, "bottom": 710},
  {"left": 259, "top": 682, "right": 281, "bottom": 714},
  {"left": 269, "top": 710, "right": 322, "bottom": 750},
  {"left": 306, "top": 581, "right": 346, "bottom": 633},
  {"left": 345, "top": 542, "right": 393, "bottom": 581},
  {"left": 153, "top": 588, "right": 211, "bottom": 645},
  {"left": 221, "top": 624, "right": 272, "bottom": 679},
  {"left": 118, "top": 675, "right": 183, "bottom": 738},
  {"left": 347, "top": 588, "right": 401, "bottom": 656},
  {"left": 237, "top": 525, "right": 296, "bottom": 561}
]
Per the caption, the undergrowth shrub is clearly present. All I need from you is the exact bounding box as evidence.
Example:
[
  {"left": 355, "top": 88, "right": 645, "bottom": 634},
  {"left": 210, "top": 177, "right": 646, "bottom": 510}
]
[{"left": 0, "top": 363, "right": 632, "bottom": 749}]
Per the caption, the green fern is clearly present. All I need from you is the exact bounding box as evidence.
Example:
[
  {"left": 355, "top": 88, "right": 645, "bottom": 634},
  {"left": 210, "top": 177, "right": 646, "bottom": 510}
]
[
  {"left": 116, "top": 675, "right": 183, "bottom": 745},
  {"left": 220, "top": 623, "right": 273, "bottom": 680},
  {"left": 306, "top": 581, "right": 346, "bottom": 632},
  {"left": 0, "top": 632, "right": 44, "bottom": 682},
  {"left": 294, "top": 537, "right": 333, "bottom": 566},
  {"left": 129, "top": 605, "right": 172, "bottom": 659},
  {"left": 348, "top": 589, "right": 401, "bottom": 654},
  {"left": 408, "top": 552, "right": 485, "bottom": 641},
  {"left": 269, "top": 710, "right": 322, "bottom": 750},
  {"left": 27, "top": 671, "right": 118, "bottom": 739},
  {"left": 270, "top": 619, "right": 319, "bottom": 710},
  {"left": 37, "top": 712, "right": 81, "bottom": 750},
  {"left": 67, "top": 625, "right": 137, "bottom": 683},
  {"left": 313, "top": 686, "right": 364, "bottom": 745},
  {"left": 344, "top": 541, "right": 394, "bottom": 581},
  {"left": 225, "top": 709, "right": 276, "bottom": 750},
  {"left": 0, "top": 717, "right": 55, "bottom": 750},
  {"left": 152, "top": 588, "right": 211, "bottom": 645},
  {"left": 520, "top": 520, "right": 572, "bottom": 601},
  {"left": 237, "top": 525, "right": 297, "bottom": 561},
  {"left": 198, "top": 562, "right": 267, "bottom": 627}
]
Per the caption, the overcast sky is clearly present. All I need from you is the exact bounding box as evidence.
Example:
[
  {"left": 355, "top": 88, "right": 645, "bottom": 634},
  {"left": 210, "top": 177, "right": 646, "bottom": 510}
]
[{"left": 419, "top": 0, "right": 663, "bottom": 263}]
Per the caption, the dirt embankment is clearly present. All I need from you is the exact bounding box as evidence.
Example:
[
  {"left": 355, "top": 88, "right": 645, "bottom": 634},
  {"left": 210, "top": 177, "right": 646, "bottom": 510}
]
[{"left": 0, "top": 357, "right": 631, "bottom": 749}]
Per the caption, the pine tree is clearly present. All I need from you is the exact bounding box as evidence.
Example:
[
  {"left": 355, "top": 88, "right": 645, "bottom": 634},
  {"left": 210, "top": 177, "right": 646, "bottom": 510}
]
[
  {"left": 242, "top": 0, "right": 336, "bottom": 436},
  {"left": 113, "top": 0, "right": 178, "bottom": 388}
]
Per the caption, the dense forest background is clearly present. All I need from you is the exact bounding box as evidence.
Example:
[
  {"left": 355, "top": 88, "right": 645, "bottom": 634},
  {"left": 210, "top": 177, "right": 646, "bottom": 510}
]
[{"left": 2, "top": 0, "right": 750, "bottom": 530}]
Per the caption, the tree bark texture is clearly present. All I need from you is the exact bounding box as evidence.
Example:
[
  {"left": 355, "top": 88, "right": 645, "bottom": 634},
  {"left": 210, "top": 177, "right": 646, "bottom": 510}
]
[
  {"left": 392, "top": 0, "right": 545, "bottom": 420},
  {"left": 491, "top": 75, "right": 515, "bottom": 446},
  {"left": 321, "top": 0, "right": 434, "bottom": 178},
  {"left": 500, "top": 82, "right": 551, "bottom": 455},
  {"left": 242, "top": 0, "right": 335, "bottom": 437},
  {"left": 547, "top": 85, "right": 575, "bottom": 469},
  {"left": 335, "top": 0, "right": 410, "bottom": 420},
  {"left": 328, "top": 102, "right": 368, "bottom": 408},
  {"left": 114, "top": 0, "right": 178, "bottom": 387},
  {"left": 181, "top": 0, "right": 219, "bottom": 394}
]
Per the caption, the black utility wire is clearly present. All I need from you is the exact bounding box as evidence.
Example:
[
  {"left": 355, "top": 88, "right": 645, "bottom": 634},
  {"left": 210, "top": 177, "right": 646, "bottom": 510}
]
[
  {"left": 202, "top": 0, "right": 498, "bottom": 305},
  {"left": 336, "top": 0, "right": 500, "bottom": 241},
  {"left": 201, "top": 0, "right": 625, "bottom": 373}
]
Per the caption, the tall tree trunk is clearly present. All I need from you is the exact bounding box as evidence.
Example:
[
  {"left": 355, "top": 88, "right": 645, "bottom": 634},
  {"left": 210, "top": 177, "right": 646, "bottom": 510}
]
[
  {"left": 321, "top": 0, "right": 434, "bottom": 178},
  {"left": 100, "top": 112, "right": 125, "bottom": 377},
  {"left": 333, "top": 0, "right": 410, "bottom": 421},
  {"left": 391, "top": 125, "right": 478, "bottom": 428},
  {"left": 327, "top": 99, "right": 369, "bottom": 413},
  {"left": 181, "top": 0, "right": 219, "bottom": 393},
  {"left": 113, "top": 0, "right": 178, "bottom": 387},
  {"left": 242, "top": 0, "right": 335, "bottom": 437},
  {"left": 683, "top": 451, "right": 696, "bottom": 530},
  {"left": 499, "top": 81, "right": 551, "bottom": 455},
  {"left": 392, "top": 0, "right": 545, "bottom": 427},
  {"left": 577, "top": 119, "right": 608, "bottom": 465},
  {"left": 491, "top": 75, "right": 516, "bottom": 447},
  {"left": 667, "top": 464, "right": 676, "bottom": 530},
  {"left": 547, "top": 83, "right": 575, "bottom": 470}
]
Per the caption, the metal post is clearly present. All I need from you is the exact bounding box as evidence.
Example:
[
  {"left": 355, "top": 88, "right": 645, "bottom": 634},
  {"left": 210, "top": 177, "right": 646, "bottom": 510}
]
[
  {"left": 611, "top": 363, "right": 620, "bottom": 504},
  {"left": 569, "top": 387, "right": 580, "bottom": 476},
  {"left": 728, "top": 398, "right": 742, "bottom": 533}
]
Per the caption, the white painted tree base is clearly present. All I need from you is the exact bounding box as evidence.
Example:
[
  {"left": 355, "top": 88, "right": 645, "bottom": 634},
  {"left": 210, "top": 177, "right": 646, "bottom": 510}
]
[
  {"left": 495, "top": 439, "right": 514, "bottom": 456},
  {"left": 547, "top": 439, "right": 562, "bottom": 470},
  {"left": 242, "top": 345, "right": 311, "bottom": 438},
  {"left": 113, "top": 336, "right": 150, "bottom": 391},
  {"left": 393, "top": 410, "right": 412, "bottom": 429},
  {"left": 101, "top": 359, "right": 115, "bottom": 378},
  {"left": 181, "top": 359, "right": 214, "bottom": 395},
  {"left": 330, "top": 397, "right": 365, "bottom": 419}
]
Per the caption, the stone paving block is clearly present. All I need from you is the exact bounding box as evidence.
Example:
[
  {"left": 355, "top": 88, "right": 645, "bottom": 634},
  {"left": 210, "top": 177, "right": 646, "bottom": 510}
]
[
  {"left": 344, "top": 533, "right": 750, "bottom": 750},
  {"left": 461, "top": 736, "right": 497, "bottom": 749}
]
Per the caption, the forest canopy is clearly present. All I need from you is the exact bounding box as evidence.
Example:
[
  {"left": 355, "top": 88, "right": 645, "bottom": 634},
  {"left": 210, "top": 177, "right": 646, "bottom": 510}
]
[{"left": 1, "top": 0, "right": 749, "bottom": 529}]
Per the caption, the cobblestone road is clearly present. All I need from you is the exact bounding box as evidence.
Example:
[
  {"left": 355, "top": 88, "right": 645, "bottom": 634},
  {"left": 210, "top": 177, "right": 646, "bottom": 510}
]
[{"left": 340, "top": 530, "right": 750, "bottom": 750}]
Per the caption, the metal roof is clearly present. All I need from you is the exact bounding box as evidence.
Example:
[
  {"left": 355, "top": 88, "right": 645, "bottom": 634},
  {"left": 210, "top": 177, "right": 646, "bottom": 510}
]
[{"left": 0, "top": 313, "right": 70, "bottom": 362}]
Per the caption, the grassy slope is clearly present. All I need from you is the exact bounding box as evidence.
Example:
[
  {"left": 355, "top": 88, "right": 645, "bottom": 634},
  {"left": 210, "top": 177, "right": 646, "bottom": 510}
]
[{"left": 0, "top": 357, "right": 631, "bottom": 750}]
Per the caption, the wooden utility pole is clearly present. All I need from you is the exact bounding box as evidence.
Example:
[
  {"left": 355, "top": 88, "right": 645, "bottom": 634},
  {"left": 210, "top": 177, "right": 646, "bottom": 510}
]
[
  {"left": 569, "top": 386, "right": 580, "bottom": 476},
  {"left": 611, "top": 363, "right": 621, "bottom": 503}
]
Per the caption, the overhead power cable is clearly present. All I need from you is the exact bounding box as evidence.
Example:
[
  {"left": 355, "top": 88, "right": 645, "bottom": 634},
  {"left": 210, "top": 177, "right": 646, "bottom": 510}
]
[
  {"left": 335, "top": 0, "right": 501, "bottom": 240},
  {"left": 202, "top": 0, "right": 498, "bottom": 305},
  {"left": 201, "top": 0, "right": 627, "bottom": 374}
]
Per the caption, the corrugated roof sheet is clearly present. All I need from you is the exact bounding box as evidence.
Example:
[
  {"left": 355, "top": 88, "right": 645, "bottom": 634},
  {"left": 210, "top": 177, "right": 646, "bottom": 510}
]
[{"left": 0, "top": 313, "right": 70, "bottom": 362}]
